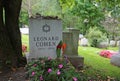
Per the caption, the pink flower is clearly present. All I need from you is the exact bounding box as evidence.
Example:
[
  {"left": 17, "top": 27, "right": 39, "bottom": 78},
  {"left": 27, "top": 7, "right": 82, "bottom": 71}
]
[
  {"left": 73, "top": 77, "right": 78, "bottom": 81},
  {"left": 57, "top": 70, "right": 61, "bottom": 75},
  {"left": 48, "top": 56, "right": 52, "bottom": 60},
  {"left": 99, "top": 50, "right": 117, "bottom": 59},
  {"left": 33, "top": 64, "right": 37, "bottom": 67},
  {"left": 40, "top": 75, "right": 43, "bottom": 81},
  {"left": 48, "top": 68, "right": 52, "bottom": 73},
  {"left": 32, "top": 71, "right": 35, "bottom": 76},
  {"left": 58, "top": 64, "right": 63, "bottom": 69}
]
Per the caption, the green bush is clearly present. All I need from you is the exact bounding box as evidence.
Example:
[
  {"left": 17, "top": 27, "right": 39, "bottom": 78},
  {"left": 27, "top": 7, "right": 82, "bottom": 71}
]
[{"left": 86, "top": 27, "right": 107, "bottom": 47}]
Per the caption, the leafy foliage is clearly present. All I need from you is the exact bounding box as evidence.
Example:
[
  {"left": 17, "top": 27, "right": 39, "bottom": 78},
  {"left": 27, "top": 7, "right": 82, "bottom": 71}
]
[
  {"left": 21, "top": 0, "right": 120, "bottom": 36},
  {"left": 59, "top": 0, "right": 75, "bottom": 13},
  {"left": 86, "top": 27, "right": 107, "bottom": 47},
  {"left": 26, "top": 57, "right": 87, "bottom": 81},
  {"left": 19, "top": 11, "right": 29, "bottom": 26},
  {"left": 71, "top": 0, "right": 104, "bottom": 34},
  {"left": 101, "top": 17, "right": 120, "bottom": 40}
]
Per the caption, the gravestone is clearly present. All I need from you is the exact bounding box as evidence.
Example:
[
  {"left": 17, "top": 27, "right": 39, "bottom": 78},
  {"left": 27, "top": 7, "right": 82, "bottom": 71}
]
[
  {"left": 80, "top": 37, "right": 88, "bottom": 46},
  {"left": 98, "top": 41, "right": 108, "bottom": 48},
  {"left": 63, "top": 28, "right": 79, "bottom": 55},
  {"left": 28, "top": 16, "right": 62, "bottom": 61},
  {"left": 110, "top": 40, "right": 116, "bottom": 47},
  {"left": 62, "top": 32, "right": 74, "bottom": 55},
  {"left": 67, "top": 28, "right": 80, "bottom": 54},
  {"left": 111, "top": 41, "right": 120, "bottom": 67},
  {"left": 20, "top": 28, "right": 29, "bottom": 34},
  {"left": 63, "top": 28, "right": 84, "bottom": 70},
  {"left": 111, "top": 54, "right": 120, "bottom": 67}
]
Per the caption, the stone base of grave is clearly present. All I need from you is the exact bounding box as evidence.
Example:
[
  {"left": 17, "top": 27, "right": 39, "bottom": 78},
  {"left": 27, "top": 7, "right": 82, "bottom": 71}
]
[
  {"left": 110, "top": 54, "right": 120, "bottom": 67},
  {"left": 66, "top": 55, "right": 84, "bottom": 70}
]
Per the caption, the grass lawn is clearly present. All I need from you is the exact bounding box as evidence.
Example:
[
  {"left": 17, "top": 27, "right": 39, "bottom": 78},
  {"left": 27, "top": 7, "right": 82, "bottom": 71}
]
[
  {"left": 22, "top": 34, "right": 29, "bottom": 45},
  {"left": 78, "top": 46, "right": 120, "bottom": 79},
  {"left": 22, "top": 34, "right": 29, "bottom": 50}
]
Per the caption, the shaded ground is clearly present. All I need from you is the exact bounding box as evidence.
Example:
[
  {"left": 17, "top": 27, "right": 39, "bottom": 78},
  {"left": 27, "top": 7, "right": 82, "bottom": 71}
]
[{"left": 0, "top": 67, "right": 28, "bottom": 81}]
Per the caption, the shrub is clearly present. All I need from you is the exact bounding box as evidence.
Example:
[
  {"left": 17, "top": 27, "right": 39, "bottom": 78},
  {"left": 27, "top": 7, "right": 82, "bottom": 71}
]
[{"left": 86, "top": 27, "right": 107, "bottom": 47}]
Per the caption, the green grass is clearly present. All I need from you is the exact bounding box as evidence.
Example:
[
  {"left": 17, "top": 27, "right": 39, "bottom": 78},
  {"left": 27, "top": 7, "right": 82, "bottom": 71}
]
[
  {"left": 22, "top": 34, "right": 29, "bottom": 45},
  {"left": 78, "top": 46, "right": 120, "bottom": 79}
]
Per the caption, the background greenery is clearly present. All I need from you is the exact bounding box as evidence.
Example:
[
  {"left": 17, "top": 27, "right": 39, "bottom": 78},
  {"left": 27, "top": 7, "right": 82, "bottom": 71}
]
[
  {"left": 20, "top": 0, "right": 120, "bottom": 38},
  {"left": 20, "top": 0, "right": 120, "bottom": 49}
]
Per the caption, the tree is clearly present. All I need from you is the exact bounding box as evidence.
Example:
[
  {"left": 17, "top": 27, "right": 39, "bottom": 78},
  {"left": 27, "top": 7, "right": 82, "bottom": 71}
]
[
  {"left": 98, "top": 0, "right": 120, "bottom": 41},
  {"left": 0, "top": 0, "right": 26, "bottom": 71},
  {"left": 71, "top": 0, "right": 105, "bottom": 35}
]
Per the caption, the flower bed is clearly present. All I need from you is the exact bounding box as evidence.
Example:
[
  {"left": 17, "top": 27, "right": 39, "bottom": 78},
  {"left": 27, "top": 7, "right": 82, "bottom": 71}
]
[
  {"left": 99, "top": 50, "right": 118, "bottom": 58},
  {"left": 26, "top": 57, "right": 86, "bottom": 81}
]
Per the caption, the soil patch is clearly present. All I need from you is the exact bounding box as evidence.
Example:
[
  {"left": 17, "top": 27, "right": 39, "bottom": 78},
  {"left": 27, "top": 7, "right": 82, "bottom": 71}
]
[{"left": 0, "top": 67, "right": 28, "bottom": 81}]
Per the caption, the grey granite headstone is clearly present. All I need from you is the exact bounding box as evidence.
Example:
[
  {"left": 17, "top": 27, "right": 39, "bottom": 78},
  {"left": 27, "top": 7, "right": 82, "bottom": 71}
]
[
  {"left": 110, "top": 40, "right": 116, "bottom": 47},
  {"left": 28, "top": 17, "right": 62, "bottom": 61},
  {"left": 80, "top": 38, "right": 88, "bottom": 46},
  {"left": 63, "top": 28, "right": 84, "bottom": 69},
  {"left": 67, "top": 28, "right": 80, "bottom": 55},
  {"left": 62, "top": 32, "right": 74, "bottom": 55},
  {"left": 98, "top": 41, "right": 108, "bottom": 48},
  {"left": 110, "top": 41, "right": 120, "bottom": 67},
  {"left": 63, "top": 28, "right": 80, "bottom": 55},
  {"left": 110, "top": 54, "right": 120, "bottom": 67}
]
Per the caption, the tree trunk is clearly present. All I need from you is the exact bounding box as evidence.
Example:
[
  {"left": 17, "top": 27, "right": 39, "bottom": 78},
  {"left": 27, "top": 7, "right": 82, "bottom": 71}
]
[{"left": 0, "top": 0, "right": 26, "bottom": 71}]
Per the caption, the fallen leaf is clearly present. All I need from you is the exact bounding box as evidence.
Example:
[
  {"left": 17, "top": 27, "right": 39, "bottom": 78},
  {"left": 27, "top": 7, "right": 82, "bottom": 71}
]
[{"left": 11, "top": 67, "right": 17, "bottom": 72}]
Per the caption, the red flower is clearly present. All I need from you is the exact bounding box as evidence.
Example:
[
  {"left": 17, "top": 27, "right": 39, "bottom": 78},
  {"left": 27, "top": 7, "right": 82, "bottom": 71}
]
[
  {"left": 61, "top": 43, "right": 66, "bottom": 54},
  {"left": 22, "top": 44, "right": 27, "bottom": 52}
]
